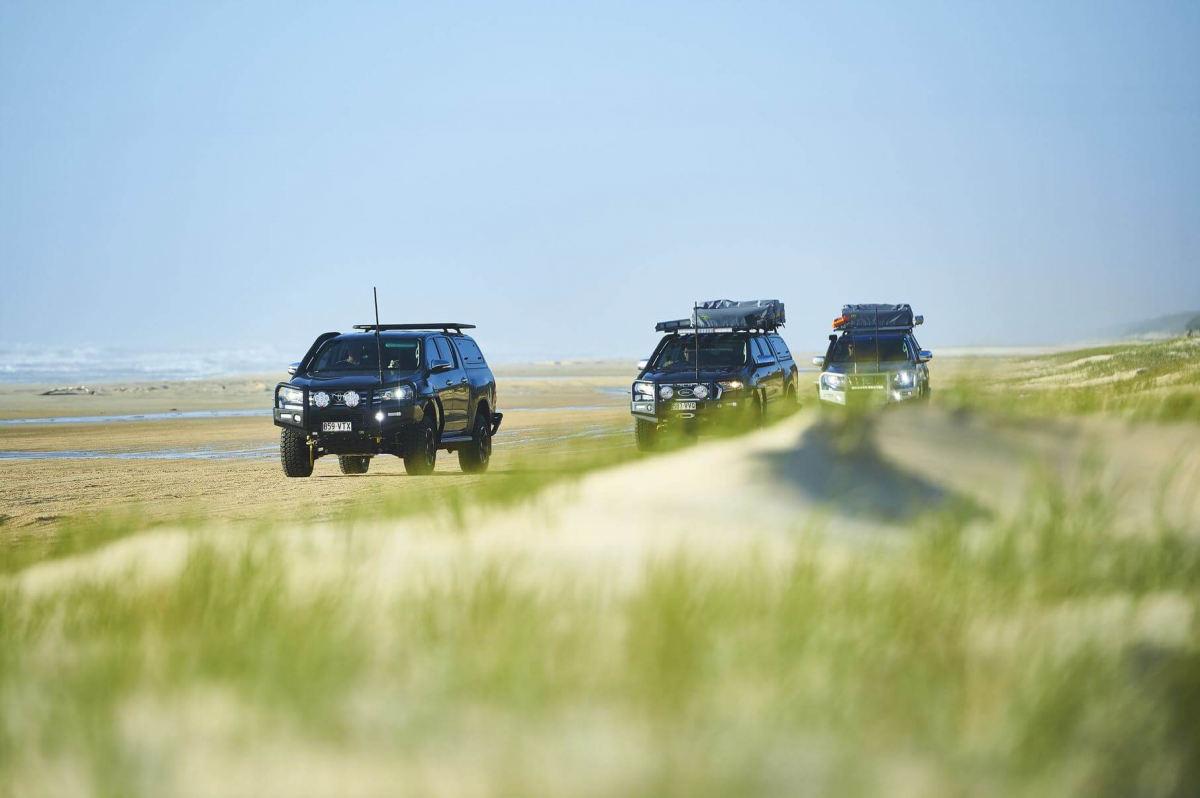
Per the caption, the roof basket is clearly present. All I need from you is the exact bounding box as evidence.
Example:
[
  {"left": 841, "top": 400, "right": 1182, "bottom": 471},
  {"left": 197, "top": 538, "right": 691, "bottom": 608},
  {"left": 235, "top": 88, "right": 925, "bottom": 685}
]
[
  {"left": 655, "top": 299, "right": 786, "bottom": 332},
  {"left": 832, "top": 304, "right": 922, "bottom": 332}
]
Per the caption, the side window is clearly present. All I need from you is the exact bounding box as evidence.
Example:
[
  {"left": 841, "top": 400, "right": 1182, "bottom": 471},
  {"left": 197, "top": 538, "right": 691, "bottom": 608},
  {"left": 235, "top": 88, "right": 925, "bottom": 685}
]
[
  {"left": 752, "top": 338, "right": 774, "bottom": 363},
  {"left": 433, "top": 337, "right": 458, "bottom": 367},
  {"left": 454, "top": 338, "right": 489, "bottom": 370},
  {"left": 768, "top": 335, "right": 792, "bottom": 362}
]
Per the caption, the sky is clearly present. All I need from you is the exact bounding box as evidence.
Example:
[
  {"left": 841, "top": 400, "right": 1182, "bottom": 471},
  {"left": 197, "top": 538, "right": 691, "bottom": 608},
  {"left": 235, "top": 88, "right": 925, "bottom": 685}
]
[{"left": 2, "top": 0, "right": 1198, "bottom": 364}]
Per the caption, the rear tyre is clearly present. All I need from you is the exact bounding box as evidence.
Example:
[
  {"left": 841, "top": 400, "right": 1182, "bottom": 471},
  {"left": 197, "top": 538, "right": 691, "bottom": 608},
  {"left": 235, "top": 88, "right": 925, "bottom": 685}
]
[
  {"left": 458, "top": 411, "right": 493, "bottom": 474},
  {"left": 280, "top": 429, "right": 313, "bottom": 478},
  {"left": 634, "top": 418, "right": 658, "bottom": 452},
  {"left": 403, "top": 414, "right": 438, "bottom": 476},
  {"left": 338, "top": 455, "right": 370, "bottom": 475}
]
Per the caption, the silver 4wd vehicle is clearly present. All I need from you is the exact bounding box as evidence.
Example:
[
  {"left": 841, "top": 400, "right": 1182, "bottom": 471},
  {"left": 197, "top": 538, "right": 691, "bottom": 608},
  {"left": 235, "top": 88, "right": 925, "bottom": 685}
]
[{"left": 813, "top": 304, "right": 932, "bottom": 407}]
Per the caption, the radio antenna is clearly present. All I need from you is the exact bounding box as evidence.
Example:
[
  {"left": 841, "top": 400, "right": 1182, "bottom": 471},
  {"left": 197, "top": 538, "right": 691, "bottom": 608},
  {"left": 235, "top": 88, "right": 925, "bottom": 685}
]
[
  {"left": 373, "top": 287, "right": 385, "bottom": 387},
  {"left": 693, "top": 301, "right": 700, "bottom": 385}
]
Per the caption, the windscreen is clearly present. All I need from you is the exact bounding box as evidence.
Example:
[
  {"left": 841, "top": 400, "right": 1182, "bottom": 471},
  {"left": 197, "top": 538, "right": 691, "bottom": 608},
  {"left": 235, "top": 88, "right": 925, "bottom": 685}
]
[
  {"left": 651, "top": 333, "right": 748, "bottom": 371},
  {"left": 311, "top": 336, "right": 421, "bottom": 373},
  {"left": 829, "top": 334, "right": 910, "bottom": 364}
]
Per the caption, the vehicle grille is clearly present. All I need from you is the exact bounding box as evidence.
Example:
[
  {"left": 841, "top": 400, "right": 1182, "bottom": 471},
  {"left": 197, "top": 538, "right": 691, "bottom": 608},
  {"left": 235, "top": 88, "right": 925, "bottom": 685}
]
[
  {"left": 847, "top": 375, "right": 888, "bottom": 390},
  {"left": 327, "top": 390, "right": 365, "bottom": 407},
  {"left": 667, "top": 383, "right": 713, "bottom": 398}
]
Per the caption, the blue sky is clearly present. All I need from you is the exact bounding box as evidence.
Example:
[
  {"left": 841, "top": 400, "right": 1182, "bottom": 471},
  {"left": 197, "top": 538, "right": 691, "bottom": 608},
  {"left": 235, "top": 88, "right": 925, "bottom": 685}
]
[{"left": 2, "top": 0, "right": 1197, "bottom": 362}]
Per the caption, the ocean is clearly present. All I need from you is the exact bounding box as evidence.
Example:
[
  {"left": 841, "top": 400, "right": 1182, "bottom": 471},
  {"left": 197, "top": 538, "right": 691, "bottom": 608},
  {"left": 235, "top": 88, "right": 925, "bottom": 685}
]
[{"left": 0, "top": 344, "right": 291, "bottom": 385}]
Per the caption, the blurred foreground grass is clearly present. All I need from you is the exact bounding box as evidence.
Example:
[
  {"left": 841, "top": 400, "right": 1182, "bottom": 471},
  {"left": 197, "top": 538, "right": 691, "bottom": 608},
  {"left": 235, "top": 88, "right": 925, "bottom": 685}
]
[{"left": 1, "top": 471, "right": 1197, "bottom": 796}]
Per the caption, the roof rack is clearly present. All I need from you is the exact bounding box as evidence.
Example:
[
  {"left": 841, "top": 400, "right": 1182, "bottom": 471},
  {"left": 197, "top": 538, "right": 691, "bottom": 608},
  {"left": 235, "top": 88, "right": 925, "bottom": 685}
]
[
  {"left": 353, "top": 323, "right": 476, "bottom": 333},
  {"left": 655, "top": 299, "right": 785, "bottom": 333}
]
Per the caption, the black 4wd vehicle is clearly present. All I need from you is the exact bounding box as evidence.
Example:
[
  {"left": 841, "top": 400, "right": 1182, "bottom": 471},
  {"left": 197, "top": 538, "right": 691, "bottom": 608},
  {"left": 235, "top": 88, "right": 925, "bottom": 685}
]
[
  {"left": 631, "top": 300, "right": 799, "bottom": 451},
  {"left": 274, "top": 324, "right": 502, "bottom": 477},
  {"left": 813, "top": 304, "right": 932, "bottom": 408}
]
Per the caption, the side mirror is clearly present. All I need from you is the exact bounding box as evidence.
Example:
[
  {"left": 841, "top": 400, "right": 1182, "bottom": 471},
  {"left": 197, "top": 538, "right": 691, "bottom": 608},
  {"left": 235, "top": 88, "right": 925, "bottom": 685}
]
[
  {"left": 287, "top": 362, "right": 299, "bottom": 376},
  {"left": 755, "top": 355, "right": 775, "bottom": 367},
  {"left": 919, "top": 350, "right": 933, "bottom": 362},
  {"left": 811, "top": 356, "right": 825, "bottom": 368},
  {"left": 429, "top": 359, "right": 453, "bottom": 374},
  {"left": 637, "top": 359, "right": 649, "bottom": 371}
]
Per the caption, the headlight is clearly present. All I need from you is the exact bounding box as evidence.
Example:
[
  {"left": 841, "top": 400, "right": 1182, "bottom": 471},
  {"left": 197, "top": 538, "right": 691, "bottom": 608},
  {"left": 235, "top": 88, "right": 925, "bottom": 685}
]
[
  {"left": 821, "top": 373, "right": 845, "bottom": 391},
  {"left": 660, "top": 385, "right": 674, "bottom": 400},
  {"left": 633, "top": 381, "right": 655, "bottom": 400},
  {"left": 279, "top": 386, "right": 303, "bottom": 406},
  {"left": 693, "top": 384, "right": 709, "bottom": 399},
  {"left": 378, "top": 385, "right": 414, "bottom": 403},
  {"left": 311, "top": 391, "right": 330, "bottom": 408},
  {"left": 717, "top": 380, "right": 743, "bottom": 392},
  {"left": 343, "top": 390, "right": 361, "bottom": 408},
  {"left": 892, "top": 371, "right": 915, "bottom": 388}
]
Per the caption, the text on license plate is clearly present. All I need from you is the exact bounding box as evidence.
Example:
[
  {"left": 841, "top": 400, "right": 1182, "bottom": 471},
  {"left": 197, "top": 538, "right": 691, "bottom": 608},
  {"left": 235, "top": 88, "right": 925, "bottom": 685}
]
[
  {"left": 674, "top": 401, "right": 697, "bottom": 411},
  {"left": 322, "top": 422, "right": 352, "bottom": 432}
]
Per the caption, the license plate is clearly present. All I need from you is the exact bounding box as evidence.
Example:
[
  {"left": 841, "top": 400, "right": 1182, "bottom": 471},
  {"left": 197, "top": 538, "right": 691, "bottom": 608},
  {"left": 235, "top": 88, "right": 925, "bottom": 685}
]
[
  {"left": 674, "top": 401, "right": 697, "bottom": 411},
  {"left": 322, "top": 422, "right": 352, "bottom": 432}
]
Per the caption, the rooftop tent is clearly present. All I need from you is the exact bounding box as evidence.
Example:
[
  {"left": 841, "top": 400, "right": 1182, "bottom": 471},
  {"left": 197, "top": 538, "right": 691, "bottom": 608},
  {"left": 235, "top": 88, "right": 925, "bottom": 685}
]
[
  {"left": 834, "top": 303, "right": 919, "bottom": 331},
  {"left": 655, "top": 299, "right": 786, "bottom": 332}
]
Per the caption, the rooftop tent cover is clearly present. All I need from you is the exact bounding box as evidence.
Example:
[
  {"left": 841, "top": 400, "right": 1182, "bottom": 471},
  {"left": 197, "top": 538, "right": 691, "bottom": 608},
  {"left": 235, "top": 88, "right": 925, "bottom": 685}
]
[
  {"left": 657, "top": 299, "right": 785, "bottom": 331},
  {"left": 838, "top": 303, "right": 915, "bottom": 330}
]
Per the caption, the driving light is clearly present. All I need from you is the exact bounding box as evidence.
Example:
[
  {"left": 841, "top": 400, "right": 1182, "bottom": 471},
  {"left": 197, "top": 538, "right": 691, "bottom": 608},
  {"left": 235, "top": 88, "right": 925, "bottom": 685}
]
[
  {"left": 279, "top": 386, "right": 303, "bottom": 406},
  {"left": 659, "top": 385, "right": 674, "bottom": 399},
  {"left": 892, "top": 371, "right": 915, "bottom": 388},
  {"left": 343, "top": 390, "right": 361, "bottom": 408},
  {"left": 693, "top": 384, "right": 709, "bottom": 399},
  {"left": 378, "top": 385, "right": 414, "bottom": 403},
  {"left": 375, "top": 411, "right": 385, "bottom": 421},
  {"left": 311, "top": 391, "right": 330, "bottom": 408},
  {"left": 821, "top": 373, "right": 845, "bottom": 391},
  {"left": 717, "top": 380, "right": 743, "bottom": 392}
]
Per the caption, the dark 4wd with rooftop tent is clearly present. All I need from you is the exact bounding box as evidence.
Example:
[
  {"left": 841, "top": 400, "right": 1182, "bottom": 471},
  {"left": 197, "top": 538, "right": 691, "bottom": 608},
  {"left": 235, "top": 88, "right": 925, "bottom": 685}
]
[
  {"left": 812, "top": 304, "right": 933, "bottom": 408},
  {"left": 273, "top": 324, "right": 502, "bottom": 477},
  {"left": 631, "top": 300, "right": 800, "bottom": 451}
]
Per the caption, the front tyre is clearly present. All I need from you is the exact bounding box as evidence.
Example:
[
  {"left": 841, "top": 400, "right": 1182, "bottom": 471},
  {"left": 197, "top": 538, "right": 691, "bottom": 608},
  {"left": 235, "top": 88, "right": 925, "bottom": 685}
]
[
  {"left": 280, "top": 428, "right": 313, "bottom": 478},
  {"left": 458, "top": 411, "right": 493, "bottom": 474},
  {"left": 403, "top": 415, "right": 438, "bottom": 475},
  {"left": 634, "top": 418, "right": 658, "bottom": 452},
  {"left": 338, "top": 455, "right": 370, "bottom": 475}
]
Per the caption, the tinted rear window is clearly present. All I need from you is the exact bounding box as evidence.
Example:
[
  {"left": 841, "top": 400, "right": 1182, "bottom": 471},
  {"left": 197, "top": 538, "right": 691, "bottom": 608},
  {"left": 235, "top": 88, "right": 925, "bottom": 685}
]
[
  {"left": 768, "top": 336, "right": 792, "bottom": 361},
  {"left": 453, "top": 337, "right": 489, "bottom": 369}
]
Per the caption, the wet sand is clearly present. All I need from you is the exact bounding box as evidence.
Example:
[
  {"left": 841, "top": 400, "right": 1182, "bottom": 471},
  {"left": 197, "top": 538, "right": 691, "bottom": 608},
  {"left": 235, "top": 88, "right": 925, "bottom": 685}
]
[{"left": 0, "top": 368, "right": 634, "bottom": 535}]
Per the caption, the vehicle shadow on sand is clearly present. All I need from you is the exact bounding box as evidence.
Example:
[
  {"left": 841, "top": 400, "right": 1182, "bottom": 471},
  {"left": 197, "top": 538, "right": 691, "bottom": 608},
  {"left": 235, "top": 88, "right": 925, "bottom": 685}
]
[{"left": 759, "top": 413, "right": 988, "bottom": 526}]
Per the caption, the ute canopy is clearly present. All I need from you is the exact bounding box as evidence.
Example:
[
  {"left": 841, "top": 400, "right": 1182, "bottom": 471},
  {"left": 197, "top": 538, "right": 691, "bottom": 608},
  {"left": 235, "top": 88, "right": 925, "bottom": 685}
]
[
  {"left": 833, "top": 303, "right": 921, "bottom": 331},
  {"left": 656, "top": 299, "right": 786, "bottom": 332}
]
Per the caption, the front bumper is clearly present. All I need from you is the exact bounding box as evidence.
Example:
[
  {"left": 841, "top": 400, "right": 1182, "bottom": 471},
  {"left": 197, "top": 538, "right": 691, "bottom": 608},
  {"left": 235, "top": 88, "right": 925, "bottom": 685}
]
[
  {"left": 630, "top": 395, "right": 750, "bottom": 424},
  {"left": 817, "top": 379, "right": 918, "bottom": 407},
  {"left": 273, "top": 403, "right": 424, "bottom": 433}
]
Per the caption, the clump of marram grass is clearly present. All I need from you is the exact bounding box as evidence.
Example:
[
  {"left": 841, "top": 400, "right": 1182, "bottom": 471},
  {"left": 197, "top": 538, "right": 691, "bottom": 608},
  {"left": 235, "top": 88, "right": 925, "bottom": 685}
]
[
  {"left": 941, "top": 337, "right": 1200, "bottom": 423},
  {"left": 2, "top": 470, "right": 1197, "bottom": 797}
]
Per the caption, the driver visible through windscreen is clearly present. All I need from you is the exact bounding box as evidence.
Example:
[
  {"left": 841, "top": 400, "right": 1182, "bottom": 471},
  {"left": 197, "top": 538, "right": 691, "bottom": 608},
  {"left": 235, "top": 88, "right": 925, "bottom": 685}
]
[
  {"left": 311, "top": 336, "right": 421, "bottom": 373},
  {"left": 651, "top": 333, "right": 748, "bottom": 371},
  {"left": 829, "top": 333, "right": 910, "bottom": 363}
]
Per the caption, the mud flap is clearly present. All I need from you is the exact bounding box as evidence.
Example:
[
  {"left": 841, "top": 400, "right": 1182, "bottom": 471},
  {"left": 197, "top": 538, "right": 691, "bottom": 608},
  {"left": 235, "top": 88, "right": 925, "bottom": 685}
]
[{"left": 490, "top": 412, "right": 504, "bottom": 436}]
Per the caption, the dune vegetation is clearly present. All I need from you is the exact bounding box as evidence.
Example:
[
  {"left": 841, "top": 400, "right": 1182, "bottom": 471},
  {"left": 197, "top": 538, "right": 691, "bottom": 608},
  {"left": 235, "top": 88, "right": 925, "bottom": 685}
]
[{"left": 1, "top": 340, "right": 1198, "bottom": 797}]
